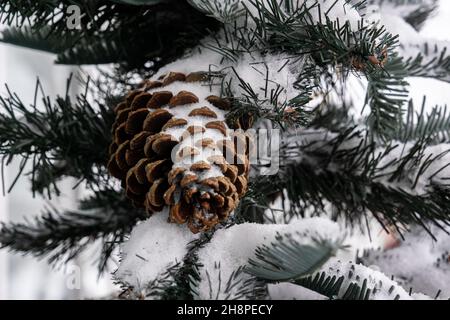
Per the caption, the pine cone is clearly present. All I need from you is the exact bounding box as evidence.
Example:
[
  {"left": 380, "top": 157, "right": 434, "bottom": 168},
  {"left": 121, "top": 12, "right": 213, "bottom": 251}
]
[{"left": 108, "top": 72, "right": 250, "bottom": 233}]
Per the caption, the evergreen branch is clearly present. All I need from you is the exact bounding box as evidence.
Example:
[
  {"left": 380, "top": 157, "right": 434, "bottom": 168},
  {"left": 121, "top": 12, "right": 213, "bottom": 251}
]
[
  {"left": 0, "top": 75, "right": 114, "bottom": 196},
  {"left": 234, "top": 181, "right": 272, "bottom": 224},
  {"left": 403, "top": 1, "right": 437, "bottom": 31},
  {"left": 247, "top": 126, "right": 450, "bottom": 234},
  {"left": 215, "top": 0, "right": 399, "bottom": 66},
  {"left": 1, "top": 1, "right": 106, "bottom": 41},
  {"left": 294, "top": 260, "right": 423, "bottom": 300},
  {"left": 247, "top": 236, "right": 343, "bottom": 281},
  {"left": 121, "top": 230, "right": 268, "bottom": 300},
  {"left": 359, "top": 0, "right": 438, "bottom": 30},
  {"left": 193, "top": 265, "right": 268, "bottom": 300},
  {"left": 0, "top": 1, "right": 138, "bottom": 36},
  {"left": 1, "top": 1, "right": 221, "bottom": 71},
  {"left": 56, "top": 1, "right": 221, "bottom": 67},
  {"left": 345, "top": 0, "right": 368, "bottom": 12},
  {"left": 404, "top": 44, "right": 450, "bottom": 83},
  {"left": 121, "top": 233, "right": 211, "bottom": 300},
  {"left": 0, "top": 189, "right": 147, "bottom": 272},
  {"left": 294, "top": 271, "right": 371, "bottom": 300},
  {"left": 119, "top": 262, "right": 190, "bottom": 299},
  {"left": 56, "top": 38, "right": 129, "bottom": 65},
  {"left": 187, "top": 0, "right": 244, "bottom": 23},
  {"left": 223, "top": 63, "right": 315, "bottom": 129},
  {"left": 365, "top": 56, "right": 409, "bottom": 136},
  {"left": 390, "top": 98, "right": 450, "bottom": 143},
  {"left": 358, "top": 224, "right": 450, "bottom": 299},
  {"left": 0, "top": 26, "right": 79, "bottom": 54},
  {"left": 0, "top": 26, "right": 149, "bottom": 66},
  {"left": 205, "top": 0, "right": 405, "bottom": 134}
]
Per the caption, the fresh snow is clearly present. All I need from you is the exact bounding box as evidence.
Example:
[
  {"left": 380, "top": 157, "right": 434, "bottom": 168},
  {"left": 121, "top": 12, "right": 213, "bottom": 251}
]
[
  {"left": 116, "top": 210, "right": 199, "bottom": 291},
  {"left": 362, "top": 225, "right": 450, "bottom": 298},
  {"left": 194, "top": 217, "right": 344, "bottom": 299},
  {"left": 268, "top": 282, "right": 328, "bottom": 300},
  {"left": 317, "top": 259, "right": 429, "bottom": 300}
]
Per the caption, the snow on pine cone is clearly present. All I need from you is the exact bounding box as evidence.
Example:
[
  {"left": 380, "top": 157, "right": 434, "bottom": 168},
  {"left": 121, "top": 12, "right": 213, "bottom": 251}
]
[{"left": 107, "top": 71, "right": 250, "bottom": 233}]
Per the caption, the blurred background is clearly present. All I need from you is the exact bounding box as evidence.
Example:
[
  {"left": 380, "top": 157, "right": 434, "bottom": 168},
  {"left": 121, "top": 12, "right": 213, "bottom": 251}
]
[
  {"left": 0, "top": 31, "right": 118, "bottom": 300},
  {"left": 0, "top": 1, "right": 450, "bottom": 299}
]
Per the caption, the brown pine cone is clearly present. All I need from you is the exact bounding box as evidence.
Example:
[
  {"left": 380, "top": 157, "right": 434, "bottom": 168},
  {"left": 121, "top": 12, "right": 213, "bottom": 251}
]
[{"left": 107, "top": 71, "right": 250, "bottom": 233}]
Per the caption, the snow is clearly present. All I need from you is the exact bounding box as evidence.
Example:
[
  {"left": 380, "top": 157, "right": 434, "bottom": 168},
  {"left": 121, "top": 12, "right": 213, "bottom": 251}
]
[
  {"left": 229, "top": 53, "right": 307, "bottom": 104},
  {"left": 307, "top": 68, "right": 369, "bottom": 120},
  {"left": 116, "top": 209, "right": 199, "bottom": 291},
  {"left": 192, "top": 213, "right": 431, "bottom": 300},
  {"left": 268, "top": 282, "right": 328, "bottom": 300},
  {"left": 373, "top": 12, "right": 450, "bottom": 82},
  {"left": 361, "top": 225, "right": 450, "bottom": 298},
  {"left": 153, "top": 49, "right": 223, "bottom": 80},
  {"left": 318, "top": 259, "right": 427, "bottom": 300},
  {"left": 422, "top": 0, "right": 450, "bottom": 41},
  {"left": 214, "top": 0, "right": 362, "bottom": 30},
  {"left": 154, "top": 50, "right": 305, "bottom": 109},
  {"left": 304, "top": 0, "right": 362, "bottom": 30},
  {"left": 184, "top": 0, "right": 366, "bottom": 108},
  {"left": 364, "top": 0, "right": 437, "bottom": 20},
  {"left": 194, "top": 217, "right": 344, "bottom": 299}
]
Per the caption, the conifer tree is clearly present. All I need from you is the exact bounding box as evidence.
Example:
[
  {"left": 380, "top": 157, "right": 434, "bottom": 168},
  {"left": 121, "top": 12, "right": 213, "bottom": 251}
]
[{"left": 0, "top": 0, "right": 449, "bottom": 299}]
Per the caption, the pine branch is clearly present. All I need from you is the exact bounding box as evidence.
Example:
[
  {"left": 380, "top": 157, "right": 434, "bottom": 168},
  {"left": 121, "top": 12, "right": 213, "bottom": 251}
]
[
  {"left": 1, "top": 1, "right": 221, "bottom": 70},
  {"left": 56, "top": 37, "right": 129, "bottom": 65},
  {"left": 0, "top": 26, "right": 79, "bottom": 54},
  {"left": 247, "top": 236, "right": 343, "bottom": 281},
  {"left": 0, "top": 75, "right": 114, "bottom": 197},
  {"left": 295, "top": 272, "right": 371, "bottom": 300},
  {"left": 0, "top": 189, "right": 147, "bottom": 272},
  {"left": 201, "top": 0, "right": 405, "bottom": 134},
  {"left": 389, "top": 98, "right": 450, "bottom": 143},
  {"left": 0, "top": 26, "right": 145, "bottom": 66},
  {"left": 403, "top": 1, "right": 437, "bottom": 31},
  {"left": 223, "top": 63, "right": 315, "bottom": 129},
  {"left": 358, "top": 224, "right": 450, "bottom": 299},
  {"left": 187, "top": 0, "right": 244, "bottom": 23},
  {"left": 192, "top": 265, "right": 268, "bottom": 300},
  {"left": 122, "top": 234, "right": 211, "bottom": 300},
  {"left": 294, "top": 259, "right": 434, "bottom": 300},
  {"left": 208, "top": 0, "right": 399, "bottom": 66},
  {"left": 365, "top": 56, "right": 409, "bottom": 136},
  {"left": 246, "top": 125, "right": 450, "bottom": 234},
  {"left": 359, "top": 0, "right": 438, "bottom": 30},
  {"left": 404, "top": 43, "right": 450, "bottom": 83},
  {"left": 0, "top": 1, "right": 146, "bottom": 36},
  {"left": 294, "top": 270, "right": 378, "bottom": 300}
]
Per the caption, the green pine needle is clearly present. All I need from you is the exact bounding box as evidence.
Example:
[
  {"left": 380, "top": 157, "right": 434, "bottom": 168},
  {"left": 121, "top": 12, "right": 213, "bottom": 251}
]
[{"left": 247, "top": 236, "right": 344, "bottom": 281}]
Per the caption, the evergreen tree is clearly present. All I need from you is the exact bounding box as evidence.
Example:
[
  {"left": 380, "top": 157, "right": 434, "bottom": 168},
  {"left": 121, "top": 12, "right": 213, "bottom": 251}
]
[{"left": 0, "top": 0, "right": 449, "bottom": 299}]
